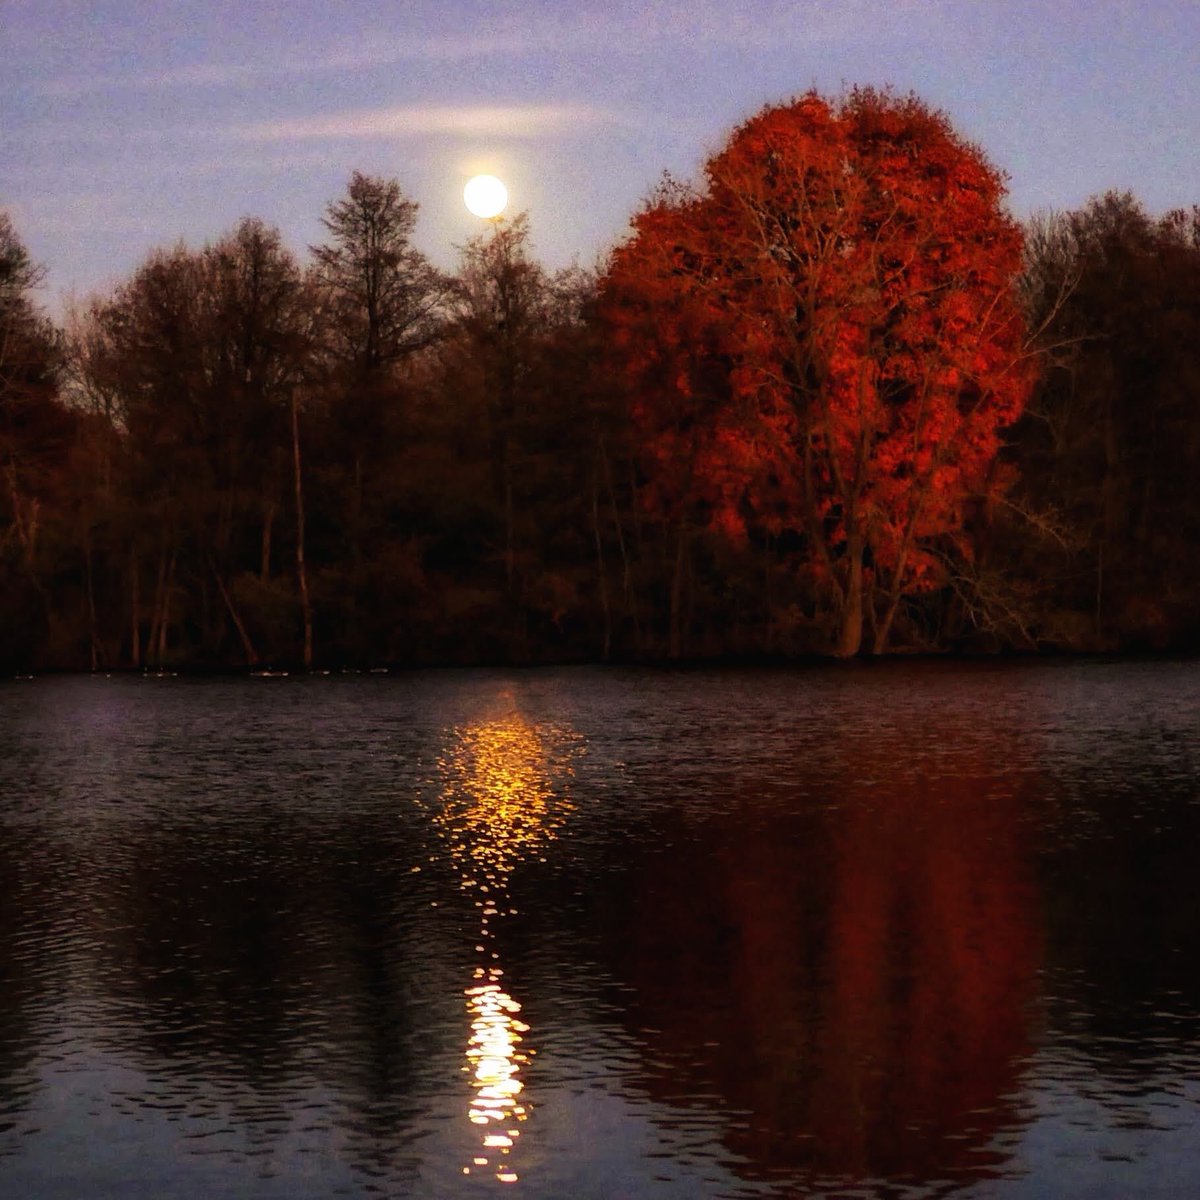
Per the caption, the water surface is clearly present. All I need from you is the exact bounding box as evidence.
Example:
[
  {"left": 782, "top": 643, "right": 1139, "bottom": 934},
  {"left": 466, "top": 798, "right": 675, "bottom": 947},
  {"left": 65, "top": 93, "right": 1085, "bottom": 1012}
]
[{"left": 1, "top": 662, "right": 1198, "bottom": 1197}]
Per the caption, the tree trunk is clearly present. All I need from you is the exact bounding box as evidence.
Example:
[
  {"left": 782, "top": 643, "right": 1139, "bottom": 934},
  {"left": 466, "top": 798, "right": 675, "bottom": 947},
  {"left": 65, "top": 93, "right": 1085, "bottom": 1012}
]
[
  {"left": 590, "top": 463, "right": 611, "bottom": 659},
  {"left": 669, "top": 524, "right": 687, "bottom": 660},
  {"left": 835, "top": 535, "right": 864, "bottom": 658},
  {"left": 209, "top": 555, "right": 258, "bottom": 666},
  {"left": 292, "top": 394, "right": 313, "bottom": 670},
  {"left": 348, "top": 453, "right": 363, "bottom": 656},
  {"left": 872, "top": 563, "right": 907, "bottom": 655},
  {"left": 872, "top": 596, "right": 896, "bottom": 656},
  {"left": 505, "top": 477, "right": 515, "bottom": 590},
  {"left": 600, "top": 435, "right": 640, "bottom": 653},
  {"left": 1098, "top": 392, "right": 1118, "bottom": 636},
  {"left": 148, "top": 546, "right": 168, "bottom": 668},
  {"left": 260, "top": 499, "right": 275, "bottom": 583},
  {"left": 83, "top": 529, "right": 100, "bottom": 671},
  {"left": 129, "top": 549, "right": 141, "bottom": 669},
  {"left": 503, "top": 453, "right": 515, "bottom": 595},
  {"left": 154, "top": 550, "right": 176, "bottom": 669}
]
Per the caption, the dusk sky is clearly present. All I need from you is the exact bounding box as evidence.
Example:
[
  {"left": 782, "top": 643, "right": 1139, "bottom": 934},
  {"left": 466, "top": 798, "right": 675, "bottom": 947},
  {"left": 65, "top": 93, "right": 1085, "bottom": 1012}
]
[{"left": 5, "top": 0, "right": 1198, "bottom": 311}]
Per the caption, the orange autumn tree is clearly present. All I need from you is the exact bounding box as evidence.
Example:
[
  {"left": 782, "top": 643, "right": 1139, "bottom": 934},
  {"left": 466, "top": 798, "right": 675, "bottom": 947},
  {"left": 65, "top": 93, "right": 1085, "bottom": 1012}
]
[{"left": 601, "top": 89, "right": 1034, "bottom": 655}]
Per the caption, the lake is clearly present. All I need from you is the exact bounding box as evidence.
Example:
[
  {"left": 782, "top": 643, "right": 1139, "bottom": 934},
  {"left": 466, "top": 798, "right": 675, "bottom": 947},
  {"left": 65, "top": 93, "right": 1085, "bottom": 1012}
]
[{"left": 0, "top": 661, "right": 1198, "bottom": 1198}]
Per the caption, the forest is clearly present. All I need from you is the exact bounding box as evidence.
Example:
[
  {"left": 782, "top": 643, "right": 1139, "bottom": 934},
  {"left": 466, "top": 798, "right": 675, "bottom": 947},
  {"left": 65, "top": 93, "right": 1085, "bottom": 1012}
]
[{"left": 3, "top": 89, "right": 1199, "bottom": 671}]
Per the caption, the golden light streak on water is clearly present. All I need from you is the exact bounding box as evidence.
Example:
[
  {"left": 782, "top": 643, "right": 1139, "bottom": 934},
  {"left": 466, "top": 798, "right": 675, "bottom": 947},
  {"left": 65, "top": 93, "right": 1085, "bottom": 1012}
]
[{"left": 436, "top": 707, "right": 579, "bottom": 1184}]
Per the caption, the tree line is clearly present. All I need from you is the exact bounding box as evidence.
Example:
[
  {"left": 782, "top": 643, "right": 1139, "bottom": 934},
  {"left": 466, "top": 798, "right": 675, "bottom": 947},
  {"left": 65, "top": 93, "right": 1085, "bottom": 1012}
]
[{"left": 3, "top": 90, "right": 1199, "bottom": 670}]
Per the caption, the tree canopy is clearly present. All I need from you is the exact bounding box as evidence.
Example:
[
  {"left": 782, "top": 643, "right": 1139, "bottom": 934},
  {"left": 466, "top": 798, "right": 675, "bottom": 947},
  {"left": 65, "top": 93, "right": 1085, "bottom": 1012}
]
[
  {"left": 310, "top": 171, "right": 445, "bottom": 376},
  {"left": 601, "top": 89, "right": 1034, "bottom": 655}
]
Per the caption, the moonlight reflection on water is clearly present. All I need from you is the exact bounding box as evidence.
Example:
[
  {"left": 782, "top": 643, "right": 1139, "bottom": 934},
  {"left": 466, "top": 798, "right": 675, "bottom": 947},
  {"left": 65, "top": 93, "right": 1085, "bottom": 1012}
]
[
  {"left": 431, "top": 708, "right": 579, "bottom": 1185},
  {"left": 0, "top": 663, "right": 1197, "bottom": 1199}
]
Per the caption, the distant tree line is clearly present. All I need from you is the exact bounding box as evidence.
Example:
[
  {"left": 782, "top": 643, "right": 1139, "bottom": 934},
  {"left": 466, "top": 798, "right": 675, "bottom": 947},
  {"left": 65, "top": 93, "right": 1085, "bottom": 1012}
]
[{"left": 3, "top": 92, "right": 1199, "bottom": 670}]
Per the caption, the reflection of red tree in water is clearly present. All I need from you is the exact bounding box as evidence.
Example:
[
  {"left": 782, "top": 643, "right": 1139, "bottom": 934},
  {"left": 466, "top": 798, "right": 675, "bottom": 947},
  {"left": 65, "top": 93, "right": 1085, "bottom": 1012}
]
[
  {"left": 603, "top": 748, "right": 1042, "bottom": 1188},
  {"left": 812, "top": 777, "right": 1039, "bottom": 1179}
]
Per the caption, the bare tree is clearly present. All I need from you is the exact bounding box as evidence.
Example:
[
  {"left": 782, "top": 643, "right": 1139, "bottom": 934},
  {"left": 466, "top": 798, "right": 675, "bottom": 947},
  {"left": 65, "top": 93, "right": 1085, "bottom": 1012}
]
[{"left": 310, "top": 172, "right": 446, "bottom": 377}]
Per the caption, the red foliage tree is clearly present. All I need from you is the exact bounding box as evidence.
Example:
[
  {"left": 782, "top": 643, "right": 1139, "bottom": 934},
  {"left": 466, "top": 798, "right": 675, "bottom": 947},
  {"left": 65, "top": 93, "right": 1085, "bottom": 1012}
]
[{"left": 602, "top": 89, "right": 1034, "bottom": 655}]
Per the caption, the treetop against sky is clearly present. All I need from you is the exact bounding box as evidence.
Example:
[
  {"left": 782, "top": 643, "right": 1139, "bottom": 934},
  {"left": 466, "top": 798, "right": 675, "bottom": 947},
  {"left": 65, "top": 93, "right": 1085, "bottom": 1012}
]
[{"left": 4, "top": 0, "right": 1198, "bottom": 311}]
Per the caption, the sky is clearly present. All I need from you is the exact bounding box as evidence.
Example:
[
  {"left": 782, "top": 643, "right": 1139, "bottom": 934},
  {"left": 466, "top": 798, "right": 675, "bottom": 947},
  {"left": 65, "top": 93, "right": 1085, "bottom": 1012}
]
[{"left": 4, "top": 0, "right": 1198, "bottom": 314}]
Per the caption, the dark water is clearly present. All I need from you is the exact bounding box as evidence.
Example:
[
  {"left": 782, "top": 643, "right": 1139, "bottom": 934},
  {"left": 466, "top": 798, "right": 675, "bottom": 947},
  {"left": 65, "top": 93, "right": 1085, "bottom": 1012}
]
[{"left": 0, "top": 662, "right": 1198, "bottom": 1198}]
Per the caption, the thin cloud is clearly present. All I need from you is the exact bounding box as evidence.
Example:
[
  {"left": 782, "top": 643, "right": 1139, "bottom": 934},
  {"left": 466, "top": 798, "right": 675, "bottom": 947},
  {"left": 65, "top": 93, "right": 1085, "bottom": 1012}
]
[
  {"left": 33, "top": 3, "right": 935, "bottom": 100},
  {"left": 314, "top": 33, "right": 547, "bottom": 71},
  {"left": 34, "top": 33, "right": 556, "bottom": 99},
  {"left": 233, "top": 104, "right": 610, "bottom": 142},
  {"left": 38, "top": 62, "right": 263, "bottom": 99}
]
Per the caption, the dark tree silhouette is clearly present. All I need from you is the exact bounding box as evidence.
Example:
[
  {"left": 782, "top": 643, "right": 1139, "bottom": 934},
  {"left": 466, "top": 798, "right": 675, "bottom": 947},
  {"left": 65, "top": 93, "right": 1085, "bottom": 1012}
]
[
  {"left": 310, "top": 172, "right": 445, "bottom": 377},
  {"left": 1005, "top": 193, "right": 1200, "bottom": 648},
  {"left": 0, "top": 213, "right": 75, "bottom": 668}
]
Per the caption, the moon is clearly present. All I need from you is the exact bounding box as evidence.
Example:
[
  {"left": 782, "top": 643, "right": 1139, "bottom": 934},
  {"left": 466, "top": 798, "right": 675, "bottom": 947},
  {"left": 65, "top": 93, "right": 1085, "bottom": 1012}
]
[{"left": 464, "top": 174, "right": 508, "bottom": 219}]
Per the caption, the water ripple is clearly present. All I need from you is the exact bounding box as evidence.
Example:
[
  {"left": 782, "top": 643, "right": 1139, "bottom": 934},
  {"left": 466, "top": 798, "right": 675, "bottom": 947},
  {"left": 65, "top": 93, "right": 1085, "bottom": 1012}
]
[{"left": 0, "top": 663, "right": 1198, "bottom": 1197}]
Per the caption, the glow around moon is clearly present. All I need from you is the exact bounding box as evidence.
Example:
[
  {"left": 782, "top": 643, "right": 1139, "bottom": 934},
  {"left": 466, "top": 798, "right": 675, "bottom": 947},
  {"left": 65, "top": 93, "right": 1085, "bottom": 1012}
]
[{"left": 464, "top": 175, "right": 508, "bottom": 219}]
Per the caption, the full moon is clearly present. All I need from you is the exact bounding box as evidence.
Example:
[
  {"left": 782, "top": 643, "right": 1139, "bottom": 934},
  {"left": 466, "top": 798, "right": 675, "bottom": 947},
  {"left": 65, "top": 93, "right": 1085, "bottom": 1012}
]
[{"left": 464, "top": 174, "right": 508, "bottom": 219}]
